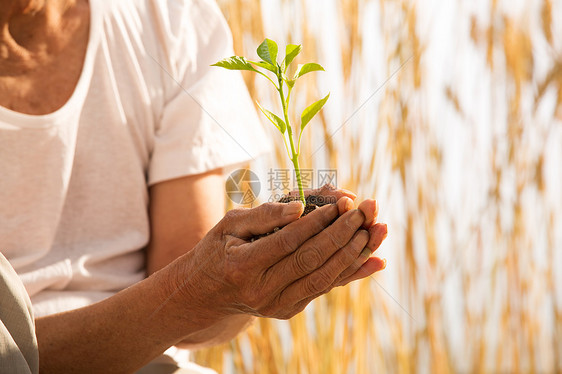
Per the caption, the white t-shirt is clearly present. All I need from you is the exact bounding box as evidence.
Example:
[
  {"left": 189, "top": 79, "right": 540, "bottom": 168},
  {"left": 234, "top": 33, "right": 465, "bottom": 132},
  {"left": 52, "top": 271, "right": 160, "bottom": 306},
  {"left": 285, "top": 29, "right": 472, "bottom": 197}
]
[{"left": 0, "top": 0, "right": 267, "bottom": 318}]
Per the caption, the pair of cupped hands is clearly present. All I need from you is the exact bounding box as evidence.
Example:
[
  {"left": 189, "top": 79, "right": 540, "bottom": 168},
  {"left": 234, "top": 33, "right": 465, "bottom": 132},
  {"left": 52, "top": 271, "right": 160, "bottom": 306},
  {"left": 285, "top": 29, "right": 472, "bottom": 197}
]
[{"left": 167, "top": 185, "right": 388, "bottom": 324}]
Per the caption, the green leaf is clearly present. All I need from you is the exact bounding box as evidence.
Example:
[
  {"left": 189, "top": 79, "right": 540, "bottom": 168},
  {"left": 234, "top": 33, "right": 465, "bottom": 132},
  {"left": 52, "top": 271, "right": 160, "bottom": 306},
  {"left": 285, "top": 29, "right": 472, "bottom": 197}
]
[
  {"left": 256, "top": 101, "right": 286, "bottom": 133},
  {"left": 294, "top": 63, "right": 325, "bottom": 80},
  {"left": 249, "top": 60, "right": 278, "bottom": 74},
  {"left": 211, "top": 56, "right": 258, "bottom": 72},
  {"left": 301, "top": 93, "right": 330, "bottom": 131},
  {"left": 257, "top": 39, "right": 278, "bottom": 67},
  {"left": 283, "top": 44, "right": 302, "bottom": 72}
]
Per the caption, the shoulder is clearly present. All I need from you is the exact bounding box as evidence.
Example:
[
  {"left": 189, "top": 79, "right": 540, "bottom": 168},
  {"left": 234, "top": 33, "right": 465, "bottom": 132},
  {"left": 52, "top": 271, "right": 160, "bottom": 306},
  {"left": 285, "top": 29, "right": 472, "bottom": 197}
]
[
  {"left": 97, "top": 0, "right": 227, "bottom": 38},
  {"left": 97, "top": 0, "right": 231, "bottom": 74}
]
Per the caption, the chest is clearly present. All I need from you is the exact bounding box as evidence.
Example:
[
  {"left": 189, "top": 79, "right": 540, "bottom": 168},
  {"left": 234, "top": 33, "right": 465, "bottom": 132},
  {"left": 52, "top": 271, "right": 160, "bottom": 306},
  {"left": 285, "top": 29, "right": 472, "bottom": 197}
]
[{"left": 0, "top": 10, "right": 90, "bottom": 115}]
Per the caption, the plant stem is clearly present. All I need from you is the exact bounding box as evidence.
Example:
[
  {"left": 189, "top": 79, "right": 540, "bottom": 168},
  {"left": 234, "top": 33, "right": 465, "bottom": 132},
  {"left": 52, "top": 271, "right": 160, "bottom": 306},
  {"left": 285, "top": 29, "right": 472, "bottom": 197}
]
[
  {"left": 278, "top": 74, "right": 306, "bottom": 206},
  {"left": 288, "top": 134, "right": 306, "bottom": 205}
]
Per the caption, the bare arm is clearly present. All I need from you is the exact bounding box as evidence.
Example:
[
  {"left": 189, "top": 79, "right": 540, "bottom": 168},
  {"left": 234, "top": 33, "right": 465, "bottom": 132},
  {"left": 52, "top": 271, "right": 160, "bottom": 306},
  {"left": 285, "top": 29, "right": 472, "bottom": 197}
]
[
  {"left": 146, "top": 169, "right": 225, "bottom": 275},
  {"left": 146, "top": 169, "right": 254, "bottom": 347},
  {"left": 35, "top": 259, "right": 204, "bottom": 373},
  {"left": 36, "top": 198, "right": 387, "bottom": 372}
]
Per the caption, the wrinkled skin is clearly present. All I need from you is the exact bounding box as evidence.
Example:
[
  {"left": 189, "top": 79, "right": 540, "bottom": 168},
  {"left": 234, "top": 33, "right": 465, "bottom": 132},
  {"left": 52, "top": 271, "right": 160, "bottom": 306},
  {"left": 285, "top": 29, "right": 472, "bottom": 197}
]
[
  {"left": 34, "top": 186, "right": 388, "bottom": 373},
  {"left": 167, "top": 186, "right": 387, "bottom": 323}
]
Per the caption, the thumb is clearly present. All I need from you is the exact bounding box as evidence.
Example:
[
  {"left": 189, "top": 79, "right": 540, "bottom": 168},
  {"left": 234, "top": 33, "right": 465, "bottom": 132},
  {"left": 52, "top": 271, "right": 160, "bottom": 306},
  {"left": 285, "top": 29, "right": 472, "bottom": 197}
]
[{"left": 226, "top": 201, "right": 304, "bottom": 238}]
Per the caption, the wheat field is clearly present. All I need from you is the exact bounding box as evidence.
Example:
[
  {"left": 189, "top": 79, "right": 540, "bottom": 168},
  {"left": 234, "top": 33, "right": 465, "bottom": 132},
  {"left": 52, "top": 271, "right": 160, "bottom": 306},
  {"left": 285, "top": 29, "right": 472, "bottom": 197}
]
[{"left": 194, "top": 0, "right": 562, "bottom": 373}]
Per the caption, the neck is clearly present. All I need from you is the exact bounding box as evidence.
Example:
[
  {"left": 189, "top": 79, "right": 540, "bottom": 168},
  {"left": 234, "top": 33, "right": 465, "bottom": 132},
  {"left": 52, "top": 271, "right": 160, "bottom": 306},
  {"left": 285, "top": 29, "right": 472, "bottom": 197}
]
[{"left": 0, "top": 0, "right": 77, "bottom": 70}]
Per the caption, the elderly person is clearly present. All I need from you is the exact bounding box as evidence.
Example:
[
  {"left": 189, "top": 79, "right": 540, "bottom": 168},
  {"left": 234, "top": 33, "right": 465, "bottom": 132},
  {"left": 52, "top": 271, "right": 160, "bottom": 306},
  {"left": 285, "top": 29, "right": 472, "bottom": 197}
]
[{"left": 0, "top": 0, "right": 388, "bottom": 373}]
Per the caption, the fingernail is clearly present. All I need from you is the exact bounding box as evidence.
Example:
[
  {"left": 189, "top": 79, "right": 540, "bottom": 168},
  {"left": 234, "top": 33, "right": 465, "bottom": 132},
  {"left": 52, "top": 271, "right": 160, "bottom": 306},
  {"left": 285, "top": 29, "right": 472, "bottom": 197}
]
[
  {"left": 360, "top": 248, "right": 371, "bottom": 258},
  {"left": 344, "top": 197, "right": 354, "bottom": 212},
  {"left": 381, "top": 223, "right": 388, "bottom": 236},
  {"left": 382, "top": 258, "right": 387, "bottom": 269},
  {"left": 283, "top": 201, "right": 303, "bottom": 216},
  {"left": 341, "top": 188, "right": 357, "bottom": 199},
  {"left": 374, "top": 200, "right": 379, "bottom": 217}
]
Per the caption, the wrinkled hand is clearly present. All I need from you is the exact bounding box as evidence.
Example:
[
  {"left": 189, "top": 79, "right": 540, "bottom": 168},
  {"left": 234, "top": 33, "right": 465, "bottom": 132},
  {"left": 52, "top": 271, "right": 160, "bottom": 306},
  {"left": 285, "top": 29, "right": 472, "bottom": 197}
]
[
  {"left": 290, "top": 184, "right": 388, "bottom": 285},
  {"left": 171, "top": 188, "right": 387, "bottom": 322}
]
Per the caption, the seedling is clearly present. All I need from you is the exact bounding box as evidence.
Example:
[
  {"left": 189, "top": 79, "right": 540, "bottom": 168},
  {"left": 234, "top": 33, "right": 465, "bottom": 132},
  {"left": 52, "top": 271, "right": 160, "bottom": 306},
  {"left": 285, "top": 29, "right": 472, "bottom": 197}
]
[{"left": 212, "top": 38, "right": 329, "bottom": 206}]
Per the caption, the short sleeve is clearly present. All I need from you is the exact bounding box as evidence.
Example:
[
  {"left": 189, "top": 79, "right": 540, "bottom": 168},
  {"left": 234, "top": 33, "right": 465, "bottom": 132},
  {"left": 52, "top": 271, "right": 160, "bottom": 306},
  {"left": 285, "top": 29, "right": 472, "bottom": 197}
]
[{"left": 148, "top": 0, "right": 270, "bottom": 186}]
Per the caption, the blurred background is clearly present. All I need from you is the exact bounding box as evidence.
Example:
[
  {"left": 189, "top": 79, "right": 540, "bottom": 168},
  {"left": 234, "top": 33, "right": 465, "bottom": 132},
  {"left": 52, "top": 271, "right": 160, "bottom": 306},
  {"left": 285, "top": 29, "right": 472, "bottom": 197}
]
[{"left": 195, "top": 0, "right": 562, "bottom": 372}]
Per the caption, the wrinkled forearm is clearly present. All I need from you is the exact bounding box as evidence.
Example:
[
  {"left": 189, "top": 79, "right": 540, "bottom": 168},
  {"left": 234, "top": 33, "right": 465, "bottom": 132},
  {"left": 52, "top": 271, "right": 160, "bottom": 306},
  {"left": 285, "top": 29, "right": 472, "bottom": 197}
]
[{"left": 36, "top": 255, "right": 218, "bottom": 373}]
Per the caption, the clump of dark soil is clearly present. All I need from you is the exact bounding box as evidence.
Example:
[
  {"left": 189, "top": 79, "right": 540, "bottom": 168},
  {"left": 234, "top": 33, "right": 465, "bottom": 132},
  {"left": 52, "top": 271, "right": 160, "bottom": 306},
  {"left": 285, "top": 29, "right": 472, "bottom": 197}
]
[{"left": 278, "top": 194, "right": 335, "bottom": 216}]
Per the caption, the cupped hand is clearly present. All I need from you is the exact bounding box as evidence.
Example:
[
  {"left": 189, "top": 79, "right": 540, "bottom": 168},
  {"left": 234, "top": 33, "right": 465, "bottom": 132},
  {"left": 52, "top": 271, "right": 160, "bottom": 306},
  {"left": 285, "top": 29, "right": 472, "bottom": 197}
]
[{"left": 171, "top": 194, "right": 387, "bottom": 322}]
